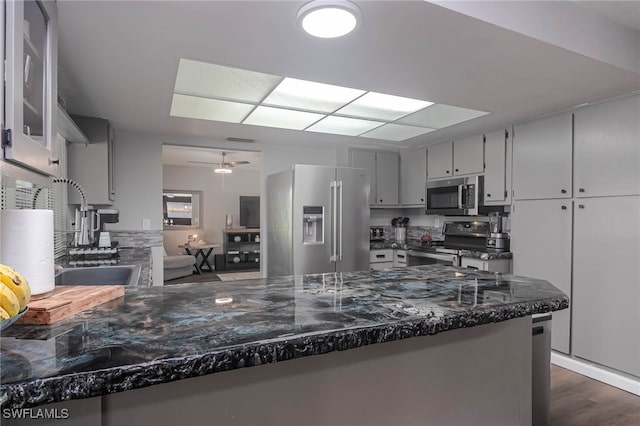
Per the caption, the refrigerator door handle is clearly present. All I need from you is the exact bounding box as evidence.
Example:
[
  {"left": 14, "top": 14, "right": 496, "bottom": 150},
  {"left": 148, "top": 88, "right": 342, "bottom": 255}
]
[
  {"left": 330, "top": 181, "right": 338, "bottom": 262},
  {"left": 338, "top": 180, "right": 343, "bottom": 261}
]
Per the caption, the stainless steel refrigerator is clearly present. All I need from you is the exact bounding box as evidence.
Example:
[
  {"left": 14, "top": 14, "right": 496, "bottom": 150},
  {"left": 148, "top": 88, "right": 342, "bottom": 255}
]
[{"left": 267, "top": 165, "right": 370, "bottom": 277}]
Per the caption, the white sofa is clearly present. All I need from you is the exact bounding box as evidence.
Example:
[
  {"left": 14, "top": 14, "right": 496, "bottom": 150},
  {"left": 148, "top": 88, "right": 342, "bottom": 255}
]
[{"left": 163, "top": 247, "right": 196, "bottom": 281}]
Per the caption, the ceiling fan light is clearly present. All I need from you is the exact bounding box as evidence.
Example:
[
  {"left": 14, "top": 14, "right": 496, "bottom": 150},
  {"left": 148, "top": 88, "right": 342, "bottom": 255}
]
[
  {"left": 214, "top": 167, "right": 232, "bottom": 174},
  {"left": 297, "top": 1, "right": 361, "bottom": 38}
]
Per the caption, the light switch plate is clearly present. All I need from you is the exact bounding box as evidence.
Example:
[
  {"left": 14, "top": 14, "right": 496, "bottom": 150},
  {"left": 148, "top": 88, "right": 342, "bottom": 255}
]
[{"left": 142, "top": 219, "right": 151, "bottom": 230}]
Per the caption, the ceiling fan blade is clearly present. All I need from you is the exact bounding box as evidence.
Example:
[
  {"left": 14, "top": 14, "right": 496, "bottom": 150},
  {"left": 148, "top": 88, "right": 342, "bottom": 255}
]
[
  {"left": 187, "top": 160, "right": 219, "bottom": 165},
  {"left": 225, "top": 161, "right": 250, "bottom": 166}
]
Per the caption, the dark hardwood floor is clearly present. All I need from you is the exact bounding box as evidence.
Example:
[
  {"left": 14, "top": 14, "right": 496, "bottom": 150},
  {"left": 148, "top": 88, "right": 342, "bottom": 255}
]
[
  {"left": 164, "top": 271, "right": 221, "bottom": 285},
  {"left": 551, "top": 365, "right": 640, "bottom": 426}
]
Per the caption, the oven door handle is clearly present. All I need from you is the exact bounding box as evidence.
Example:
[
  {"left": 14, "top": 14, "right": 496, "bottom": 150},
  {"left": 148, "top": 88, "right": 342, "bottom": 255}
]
[
  {"left": 458, "top": 184, "right": 464, "bottom": 209},
  {"left": 407, "top": 250, "right": 457, "bottom": 263}
]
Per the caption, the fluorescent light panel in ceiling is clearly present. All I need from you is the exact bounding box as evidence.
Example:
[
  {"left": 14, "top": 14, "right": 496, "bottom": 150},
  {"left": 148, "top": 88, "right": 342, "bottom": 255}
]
[
  {"left": 307, "top": 116, "right": 384, "bottom": 136},
  {"left": 170, "top": 59, "right": 489, "bottom": 141}
]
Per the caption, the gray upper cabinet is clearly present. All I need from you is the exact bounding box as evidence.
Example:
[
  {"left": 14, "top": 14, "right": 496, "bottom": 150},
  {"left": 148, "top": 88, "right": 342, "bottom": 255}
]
[
  {"left": 375, "top": 151, "right": 399, "bottom": 206},
  {"left": 428, "top": 136, "right": 484, "bottom": 180},
  {"left": 427, "top": 141, "right": 453, "bottom": 179},
  {"left": 511, "top": 199, "right": 573, "bottom": 354},
  {"left": 350, "top": 149, "right": 399, "bottom": 207},
  {"left": 512, "top": 112, "right": 572, "bottom": 200},
  {"left": 3, "top": 0, "right": 58, "bottom": 176},
  {"left": 351, "top": 149, "right": 376, "bottom": 206},
  {"left": 572, "top": 195, "right": 640, "bottom": 377},
  {"left": 67, "top": 116, "right": 115, "bottom": 205},
  {"left": 453, "top": 134, "right": 484, "bottom": 176},
  {"left": 400, "top": 146, "right": 427, "bottom": 206},
  {"left": 483, "top": 129, "right": 508, "bottom": 205},
  {"left": 574, "top": 94, "right": 640, "bottom": 198}
]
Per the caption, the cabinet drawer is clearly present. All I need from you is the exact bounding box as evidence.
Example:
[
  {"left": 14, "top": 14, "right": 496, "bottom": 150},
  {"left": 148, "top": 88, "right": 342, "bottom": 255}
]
[
  {"left": 370, "top": 261, "right": 393, "bottom": 271},
  {"left": 393, "top": 250, "right": 407, "bottom": 267},
  {"left": 370, "top": 249, "right": 393, "bottom": 263}
]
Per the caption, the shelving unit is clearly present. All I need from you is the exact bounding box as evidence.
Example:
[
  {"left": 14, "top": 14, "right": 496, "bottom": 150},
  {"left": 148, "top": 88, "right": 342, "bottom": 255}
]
[{"left": 223, "top": 228, "right": 260, "bottom": 271}]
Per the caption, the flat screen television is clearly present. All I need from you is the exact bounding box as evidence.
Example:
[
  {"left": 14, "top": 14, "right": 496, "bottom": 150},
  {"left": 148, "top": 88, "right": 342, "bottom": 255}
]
[{"left": 239, "top": 196, "right": 260, "bottom": 228}]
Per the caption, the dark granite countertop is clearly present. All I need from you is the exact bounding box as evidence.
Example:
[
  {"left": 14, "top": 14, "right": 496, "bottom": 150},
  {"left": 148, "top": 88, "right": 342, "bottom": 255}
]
[
  {"left": 0, "top": 265, "right": 568, "bottom": 409},
  {"left": 459, "top": 249, "right": 513, "bottom": 260}
]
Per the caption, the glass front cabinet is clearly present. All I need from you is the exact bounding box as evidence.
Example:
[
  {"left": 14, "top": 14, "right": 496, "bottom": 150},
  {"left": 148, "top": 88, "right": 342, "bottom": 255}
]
[{"left": 3, "top": 0, "right": 58, "bottom": 176}]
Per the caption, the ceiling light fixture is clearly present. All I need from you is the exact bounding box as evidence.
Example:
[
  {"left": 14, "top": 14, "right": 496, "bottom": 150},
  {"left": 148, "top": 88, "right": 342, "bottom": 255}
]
[
  {"left": 297, "top": 0, "right": 361, "bottom": 38},
  {"left": 214, "top": 152, "right": 234, "bottom": 174}
]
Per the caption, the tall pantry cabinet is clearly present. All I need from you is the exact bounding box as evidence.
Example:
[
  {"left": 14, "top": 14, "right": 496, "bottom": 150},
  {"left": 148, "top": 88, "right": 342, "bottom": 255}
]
[{"left": 511, "top": 94, "right": 640, "bottom": 377}]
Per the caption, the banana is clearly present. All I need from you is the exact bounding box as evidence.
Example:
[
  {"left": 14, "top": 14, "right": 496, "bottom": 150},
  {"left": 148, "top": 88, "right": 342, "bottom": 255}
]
[
  {"left": 0, "top": 306, "right": 10, "bottom": 320},
  {"left": 0, "top": 282, "right": 21, "bottom": 317},
  {"left": 0, "top": 264, "right": 31, "bottom": 311}
]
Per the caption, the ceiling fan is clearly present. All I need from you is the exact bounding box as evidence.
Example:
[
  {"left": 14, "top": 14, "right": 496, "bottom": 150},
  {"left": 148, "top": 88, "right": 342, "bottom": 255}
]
[{"left": 188, "top": 152, "right": 249, "bottom": 174}]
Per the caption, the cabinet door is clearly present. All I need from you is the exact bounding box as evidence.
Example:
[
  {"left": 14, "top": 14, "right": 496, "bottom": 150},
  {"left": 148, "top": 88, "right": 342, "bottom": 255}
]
[
  {"left": 351, "top": 149, "right": 376, "bottom": 206},
  {"left": 400, "top": 147, "right": 426, "bottom": 206},
  {"left": 393, "top": 250, "right": 407, "bottom": 268},
  {"left": 453, "top": 134, "right": 484, "bottom": 176},
  {"left": 375, "top": 151, "right": 399, "bottom": 206},
  {"left": 572, "top": 196, "right": 640, "bottom": 376},
  {"left": 460, "top": 257, "right": 487, "bottom": 271},
  {"left": 483, "top": 129, "right": 507, "bottom": 204},
  {"left": 512, "top": 113, "right": 572, "bottom": 200},
  {"left": 574, "top": 95, "right": 640, "bottom": 198},
  {"left": 511, "top": 199, "right": 572, "bottom": 354},
  {"left": 67, "top": 116, "right": 112, "bottom": 205},
  {"left": 427, "top": 141, "right": 453, "bottom": 179},
  {"left": 3, "top": 0, "right": 58, "bottom": 176}
]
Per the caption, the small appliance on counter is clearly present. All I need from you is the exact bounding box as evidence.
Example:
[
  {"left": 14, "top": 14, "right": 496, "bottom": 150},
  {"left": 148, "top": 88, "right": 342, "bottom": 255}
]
[
  {"left": 392, "top": 217, "right": 409, "bottom": 245},
  {"left": 370, "top": 227, "right": 385, "bottom": 242},
  {"left": 487, "top": 212, "right": 510, "bottom": 252}
]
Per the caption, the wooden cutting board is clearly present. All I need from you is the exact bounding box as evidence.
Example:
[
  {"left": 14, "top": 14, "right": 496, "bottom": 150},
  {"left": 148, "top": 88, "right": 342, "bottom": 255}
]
[{"left": 17, "top": 285, "right": 125, "bottom": 325}]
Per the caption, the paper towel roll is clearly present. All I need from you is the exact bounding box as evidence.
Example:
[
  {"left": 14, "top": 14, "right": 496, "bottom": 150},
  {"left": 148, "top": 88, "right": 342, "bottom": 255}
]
[{"left": 1, "top": 209, "right": 55, "bottom": 295}]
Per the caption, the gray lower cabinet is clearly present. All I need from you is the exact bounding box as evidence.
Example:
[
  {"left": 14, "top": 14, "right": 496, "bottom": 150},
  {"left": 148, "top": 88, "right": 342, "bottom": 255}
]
[
  {"left": 572, "top": 196, "right": 640, "bottom": 377},
  {"left": 511, "top": 199, "right": 572, "bottom": 354}
]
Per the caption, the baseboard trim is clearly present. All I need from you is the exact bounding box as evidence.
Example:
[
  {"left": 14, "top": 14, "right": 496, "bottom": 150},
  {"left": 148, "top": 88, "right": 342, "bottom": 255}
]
[{"left": 551, "top": 352, "right": 640, "bottom": 396}]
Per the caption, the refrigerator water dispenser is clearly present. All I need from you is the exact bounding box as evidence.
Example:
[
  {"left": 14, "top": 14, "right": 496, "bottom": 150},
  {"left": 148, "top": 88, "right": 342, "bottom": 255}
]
[{"left": 303, "top": 206, "right": 324, "bottom": 244}]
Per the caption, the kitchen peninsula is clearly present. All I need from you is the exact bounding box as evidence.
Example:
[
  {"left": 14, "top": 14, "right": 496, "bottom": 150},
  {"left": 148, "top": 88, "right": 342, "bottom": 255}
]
[{"left": 0, "top": 265, "right": 568, "bottom": 426}]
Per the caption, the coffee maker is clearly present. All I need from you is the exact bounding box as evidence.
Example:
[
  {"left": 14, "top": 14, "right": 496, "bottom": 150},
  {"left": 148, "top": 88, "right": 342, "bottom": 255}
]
[{"left": 486, "top": 212, "right": 510, "bottom": 252}]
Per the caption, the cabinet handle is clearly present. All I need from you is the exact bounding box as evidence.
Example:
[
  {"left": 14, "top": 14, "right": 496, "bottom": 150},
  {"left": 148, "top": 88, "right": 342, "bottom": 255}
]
[
  {"left": 379, "top": 199, "right": 383, "bottom": 203},
  {"left": 446, "top": 170, "right": 450, "bottom": 174},
  {"left": 486, "top": 193, "right": 491, "bottom": 197},
  {"left": 578, "top": 204, "right": 585, "bottom": 209},
  {"left": 579, "top": 188, "right": 585, "bottom": 193},
  {"left": 455, "top": 168, "right": 459, "bottom": 172},
  {"left": 561, "top": 205, "right": 567, "bottom": 210},
  {"left": 420, "top": 198, "right": 424, "bottom": 202},
  {"left": 561, "top": 189, "right": 567, "bottom": 194},
  {"left": 49, "top": 158, "right": 60, "bottom": 165}
]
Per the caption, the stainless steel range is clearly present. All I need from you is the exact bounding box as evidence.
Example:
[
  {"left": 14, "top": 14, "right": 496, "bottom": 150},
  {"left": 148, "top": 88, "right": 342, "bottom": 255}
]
[{"left": 406, "top": 221, "right": 509, "bottom": 267}]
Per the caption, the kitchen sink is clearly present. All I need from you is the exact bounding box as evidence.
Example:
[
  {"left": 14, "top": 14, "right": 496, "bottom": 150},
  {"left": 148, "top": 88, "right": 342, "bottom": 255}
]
[{"left": 55, "top": 265, "right": 141, "bottom": 286}]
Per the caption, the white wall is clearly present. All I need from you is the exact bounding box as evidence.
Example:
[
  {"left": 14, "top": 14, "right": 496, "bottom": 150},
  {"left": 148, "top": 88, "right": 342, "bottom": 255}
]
[
  {"left": 108, "top": 131, "right": 163, "bottom": 231},
  {"left": 163, "top": 166, "right": 260, "bottom": 256}
]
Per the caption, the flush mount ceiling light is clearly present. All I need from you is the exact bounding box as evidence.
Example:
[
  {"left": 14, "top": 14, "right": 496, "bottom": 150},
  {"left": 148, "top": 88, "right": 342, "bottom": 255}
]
[{"left": 297, "top": 0, "right": 361, "bottom": 38}]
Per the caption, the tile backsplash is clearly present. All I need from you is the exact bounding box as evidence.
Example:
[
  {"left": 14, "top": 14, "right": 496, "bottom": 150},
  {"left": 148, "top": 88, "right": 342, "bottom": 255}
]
[{"left": 109, "top": 230, "right": 163, "bottom": 248}]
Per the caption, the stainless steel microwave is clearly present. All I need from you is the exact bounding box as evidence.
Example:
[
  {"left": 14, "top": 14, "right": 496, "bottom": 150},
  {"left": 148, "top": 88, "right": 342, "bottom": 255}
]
[{"left": 426, "top": 176, "right": 502, "bottom": 216}]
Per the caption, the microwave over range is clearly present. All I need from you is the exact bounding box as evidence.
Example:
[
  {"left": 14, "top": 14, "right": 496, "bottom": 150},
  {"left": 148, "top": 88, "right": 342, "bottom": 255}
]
[{"left": 425, "top": 176, "right": 504, "bottom": 216}]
